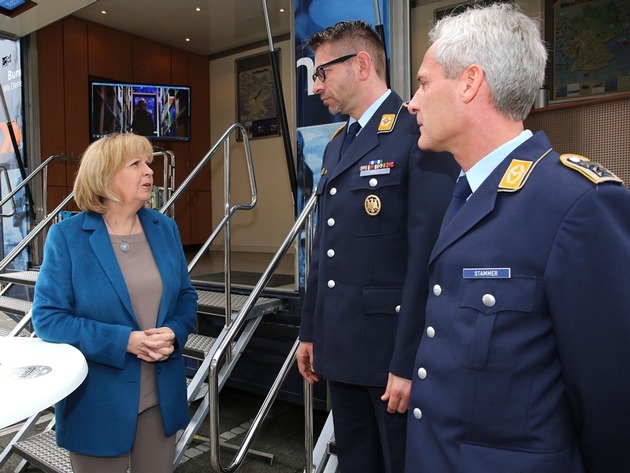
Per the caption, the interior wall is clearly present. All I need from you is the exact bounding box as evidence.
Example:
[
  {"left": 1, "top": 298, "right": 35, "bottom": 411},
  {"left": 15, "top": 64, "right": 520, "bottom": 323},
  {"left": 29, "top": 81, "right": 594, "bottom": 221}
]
[
  {"left": 525, "top": 96, "right": 630, "bottom": 189},
  {"left": 410, "top": 0, "right": 544, "bottom": 83},
  {"left": 209, "top": 40, "right": 295, "bottom": 254}
]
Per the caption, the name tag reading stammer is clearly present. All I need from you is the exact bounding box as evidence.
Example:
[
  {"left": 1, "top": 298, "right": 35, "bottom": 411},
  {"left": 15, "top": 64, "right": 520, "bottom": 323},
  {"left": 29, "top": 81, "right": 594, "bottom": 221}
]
[{"left": 463, "top": 268, "right": 511, "bottom": 279}]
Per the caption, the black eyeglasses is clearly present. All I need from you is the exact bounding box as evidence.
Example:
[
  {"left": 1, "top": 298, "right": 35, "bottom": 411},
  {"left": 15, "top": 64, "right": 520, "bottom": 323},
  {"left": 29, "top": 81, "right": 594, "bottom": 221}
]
[{"left": 312, "top": 53, "right": 358, "bottom": 82}]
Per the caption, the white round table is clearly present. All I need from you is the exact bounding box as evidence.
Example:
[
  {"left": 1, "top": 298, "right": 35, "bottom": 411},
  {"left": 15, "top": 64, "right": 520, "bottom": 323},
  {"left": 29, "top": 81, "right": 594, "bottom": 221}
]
[{"left": 0, "top": 337, "right": 88, "bottom": 428}]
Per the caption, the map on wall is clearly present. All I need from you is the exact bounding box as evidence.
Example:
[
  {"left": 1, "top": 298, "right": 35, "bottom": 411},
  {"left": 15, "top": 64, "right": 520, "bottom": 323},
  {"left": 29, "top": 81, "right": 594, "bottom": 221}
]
[
  {"left": 236, "top": 52, "right": 279, "bottom": 140},
  {"left": 553, "top": 0, "right": 630, "bottom": 99}
]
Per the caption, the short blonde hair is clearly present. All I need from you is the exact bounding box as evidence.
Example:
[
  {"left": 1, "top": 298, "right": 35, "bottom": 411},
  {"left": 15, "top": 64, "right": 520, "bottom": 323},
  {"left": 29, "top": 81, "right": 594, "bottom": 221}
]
[{"left": 73, "top": 133, "right": 154, "bottom": 213}]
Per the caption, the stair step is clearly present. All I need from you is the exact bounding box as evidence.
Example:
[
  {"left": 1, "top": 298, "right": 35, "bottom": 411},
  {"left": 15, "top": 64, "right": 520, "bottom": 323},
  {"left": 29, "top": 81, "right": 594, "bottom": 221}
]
[
  {"left": 12, "top": 430, "right": 71, "bottom": 473},
  {"left": 0, "top": 324, "right": 31, "bottom": 337},
  {"left": 197, "top": 290, "right": 286, "bottom": 318},
  {"left": 0, "top": 271, "right": 39, "bottom": 286},
  {"left": 0, "top": 296, "right": 33, "bottom": 317},
  {"left": 184, "top": 333, "right": 217, "bottom": 360}
]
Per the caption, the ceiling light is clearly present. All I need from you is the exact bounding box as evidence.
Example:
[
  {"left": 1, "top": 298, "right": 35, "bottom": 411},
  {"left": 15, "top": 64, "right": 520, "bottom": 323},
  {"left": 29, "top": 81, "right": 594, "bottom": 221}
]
[
  {"left": 195, "top": 7, "right": 201, "bottom": 12},
  {"left": 101, "top": 9, "right": 106, "bottom": 14},
  {"left": 185, "top": 38, "right": 190, "bottom": 42}
]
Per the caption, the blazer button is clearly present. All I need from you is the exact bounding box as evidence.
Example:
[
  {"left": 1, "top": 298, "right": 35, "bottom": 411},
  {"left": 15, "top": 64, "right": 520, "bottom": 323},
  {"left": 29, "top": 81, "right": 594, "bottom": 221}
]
[
  {"left": 426, "top": 326, "right": 436, "bottom": 338},
  {"left": 327, "top": 280, "right": 335, "bottom": 288},
  {"left": 369, "top": 178, "right": 378, "bottom": 187},
  {"left": 433, "top": 284, "right": 442, "bottom": 296},
  {"left": 395, "top": 305, "right": 401, "bottom": 313},
  {"left": 327, "top": 218, "right": 335, "bottom": 227},
  {"left": 327, "top": 249, "right": 335, "bottom": 258},
  {"left": 482, "top": 294, "right": 496, "bottom": 308},
  {"left": 329, "top": 187, "right": 337, "bottom": 196},
  {"left": 413, "top": 408, "right": 423, "bottom": 420},
  {"left": 417, "top": 367, "right": 427, "bottom": 379}
]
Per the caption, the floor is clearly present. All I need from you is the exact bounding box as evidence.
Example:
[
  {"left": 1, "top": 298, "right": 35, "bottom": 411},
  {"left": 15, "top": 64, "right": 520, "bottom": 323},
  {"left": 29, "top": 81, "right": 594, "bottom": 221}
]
[
  {"left": 1, "top": 250, "right": 330, "bottom": 473},
  {"left": 0, "top": 387, "right": 328, "bottom": 473}
]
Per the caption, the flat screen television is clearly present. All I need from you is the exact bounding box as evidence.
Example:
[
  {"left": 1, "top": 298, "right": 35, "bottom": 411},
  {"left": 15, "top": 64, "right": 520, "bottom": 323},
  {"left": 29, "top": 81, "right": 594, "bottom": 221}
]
[{"left": 89, "top": 80, "right": 191, "bottom": 141}]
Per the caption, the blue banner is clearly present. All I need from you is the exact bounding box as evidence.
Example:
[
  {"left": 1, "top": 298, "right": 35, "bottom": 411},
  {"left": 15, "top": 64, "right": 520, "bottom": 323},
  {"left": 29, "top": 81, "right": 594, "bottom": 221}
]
[{"left": 294, "top": 0, "right": 389, "bottom": 286}]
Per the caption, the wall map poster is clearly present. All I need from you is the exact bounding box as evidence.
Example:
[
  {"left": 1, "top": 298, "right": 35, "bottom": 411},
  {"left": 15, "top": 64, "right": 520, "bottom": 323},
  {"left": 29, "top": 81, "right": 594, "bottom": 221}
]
[
  {"left": 236, "top": 52, "right": 279, "bottom": 140},
  {"left": 553, "top": 0, "right": 630, "bottom": 100}
]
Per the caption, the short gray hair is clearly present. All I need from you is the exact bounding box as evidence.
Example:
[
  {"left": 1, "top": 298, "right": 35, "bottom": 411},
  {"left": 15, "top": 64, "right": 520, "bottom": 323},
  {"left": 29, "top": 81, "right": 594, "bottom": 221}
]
[{"left": 430, "top": 3, "right": 547, "bottom": 120}]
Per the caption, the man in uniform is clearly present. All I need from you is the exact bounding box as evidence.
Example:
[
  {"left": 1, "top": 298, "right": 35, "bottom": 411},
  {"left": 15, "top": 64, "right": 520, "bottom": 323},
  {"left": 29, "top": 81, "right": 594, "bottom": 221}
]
[
  {"left": 405, "top": 4, "right": 630, "bottom": 472},
  {"left": 296, "top": 20, "right": 459, "bottom": 473}
]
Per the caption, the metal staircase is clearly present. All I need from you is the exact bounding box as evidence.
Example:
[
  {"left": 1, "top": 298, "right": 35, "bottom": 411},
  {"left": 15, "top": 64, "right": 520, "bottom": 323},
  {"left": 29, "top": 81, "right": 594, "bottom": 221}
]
[{"left": 0, "top": 124, "right": 295, "bottom": 472}]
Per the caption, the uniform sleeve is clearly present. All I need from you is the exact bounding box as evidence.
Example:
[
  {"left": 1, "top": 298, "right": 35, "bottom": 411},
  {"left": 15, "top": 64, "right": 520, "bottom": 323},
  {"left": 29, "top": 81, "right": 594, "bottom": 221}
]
[
  {"left": 546, "top": 183, "right": 630, "bottom": 473},
  {"left": 299, "top": 190, "right": 323, "bottom": 343}
]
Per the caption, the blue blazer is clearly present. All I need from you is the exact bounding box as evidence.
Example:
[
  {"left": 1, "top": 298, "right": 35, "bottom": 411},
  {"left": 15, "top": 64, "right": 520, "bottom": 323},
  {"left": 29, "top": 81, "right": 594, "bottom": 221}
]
[
  {"left": 32, "top": 208, "right": 197, "bottom": 456},
  {"left": 406, "top": 132, "right": 630, "bottom": 473},
  {"left": 299, "top": 91, "right": 459, "bottom": 386}
]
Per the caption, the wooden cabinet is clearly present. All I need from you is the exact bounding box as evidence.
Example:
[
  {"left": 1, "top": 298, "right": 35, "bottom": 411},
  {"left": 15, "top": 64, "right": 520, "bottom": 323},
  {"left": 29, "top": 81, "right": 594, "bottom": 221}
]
[{"left": 37, "top": 16, "right": 212, "bottom": 245}]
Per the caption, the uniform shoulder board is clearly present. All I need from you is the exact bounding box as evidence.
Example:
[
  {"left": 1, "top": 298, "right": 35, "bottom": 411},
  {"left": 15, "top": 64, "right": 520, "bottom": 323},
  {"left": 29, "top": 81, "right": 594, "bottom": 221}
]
[
  {"left": 331, "top": 124, "right": 346, "bottom": 141},
  {"left": 560, "top": 154, "right": 623, "bottom": 185}
]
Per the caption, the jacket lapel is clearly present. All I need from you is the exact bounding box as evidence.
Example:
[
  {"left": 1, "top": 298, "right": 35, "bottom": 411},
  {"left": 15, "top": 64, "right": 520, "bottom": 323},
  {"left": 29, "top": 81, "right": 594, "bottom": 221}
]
[
  {"left": 429, "top": 171, "right": 498, "bottom": 264},
  {"left": 85, "top": 212, "right": 137, "bottom": 321},
  {"left": 330, "top": 93, "right": 402, "bottom": 180},
  {"left": 429, "top": 131, "right": 554, "bottom": 265}
]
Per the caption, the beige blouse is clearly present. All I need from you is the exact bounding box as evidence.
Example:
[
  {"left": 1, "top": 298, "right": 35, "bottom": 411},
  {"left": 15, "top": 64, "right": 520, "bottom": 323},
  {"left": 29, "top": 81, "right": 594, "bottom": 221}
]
[{"left": 110, "top": 229, "right": 164, "bottom": 414}]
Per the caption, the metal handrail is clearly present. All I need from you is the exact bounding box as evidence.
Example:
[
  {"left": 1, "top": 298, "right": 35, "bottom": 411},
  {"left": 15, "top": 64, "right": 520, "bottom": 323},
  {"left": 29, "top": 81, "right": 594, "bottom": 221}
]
[
  {"left": 162, "top": 123, "right": 257, "bottom": 273},
  {"left": 207, "top": 192, "right": 318, "bottom": 472},
  {"left": 161, "top": 123, "right": 257, "bottom": 328},
  {"left": 0, "top": 155, "right": 80, "bottom": 273},
  {"left": 0, "top": 165, "right": 17, "bottom": 218},
  {"left": 151, "top": 147, "right": 176, "bottom": 216},
  {"left": 0, "top": 193, "right": 75, "bottom": 273}
]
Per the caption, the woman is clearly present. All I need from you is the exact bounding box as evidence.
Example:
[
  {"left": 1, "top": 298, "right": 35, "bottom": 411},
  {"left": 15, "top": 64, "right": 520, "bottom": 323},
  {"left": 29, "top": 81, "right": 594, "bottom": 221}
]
[{"left": 32, "top": 133, "right": 197, "bottom": 472}]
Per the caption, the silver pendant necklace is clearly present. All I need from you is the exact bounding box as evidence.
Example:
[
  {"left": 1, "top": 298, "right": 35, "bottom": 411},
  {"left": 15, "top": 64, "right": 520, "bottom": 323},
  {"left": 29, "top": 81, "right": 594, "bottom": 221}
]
[{"left": 104, "top": 215, "right": 136, "bottom": 253}]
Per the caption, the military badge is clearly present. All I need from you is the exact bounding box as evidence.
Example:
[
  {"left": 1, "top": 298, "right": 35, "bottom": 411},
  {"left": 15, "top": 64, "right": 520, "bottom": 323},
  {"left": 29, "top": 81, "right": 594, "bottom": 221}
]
[
  {"left": 364, "top": 195, "right": 381, "bottom": 216},
  {"left": 498, "top": 159, "right": 533, "bottom": 191},
  {"left": 378, "top": 114, "right": 395, "bottom": 131},
  {"left": 560, "top": 154, "right": 623, "bottom": 185}
]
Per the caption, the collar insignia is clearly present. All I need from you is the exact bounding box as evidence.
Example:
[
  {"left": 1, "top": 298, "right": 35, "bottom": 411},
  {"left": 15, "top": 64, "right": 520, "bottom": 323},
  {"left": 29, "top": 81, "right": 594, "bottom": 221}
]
[
  {"left": 498, "top": 159, "right": 534, "bottom": 191},
  {"left": 378, "top": 114, "right": 395, "bottom": 132}
]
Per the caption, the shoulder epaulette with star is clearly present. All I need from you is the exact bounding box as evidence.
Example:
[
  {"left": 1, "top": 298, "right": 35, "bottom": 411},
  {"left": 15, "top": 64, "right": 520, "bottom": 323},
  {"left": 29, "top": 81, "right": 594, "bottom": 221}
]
[{"left": 560, "top": 154, "right": 623, "bottom": 185}]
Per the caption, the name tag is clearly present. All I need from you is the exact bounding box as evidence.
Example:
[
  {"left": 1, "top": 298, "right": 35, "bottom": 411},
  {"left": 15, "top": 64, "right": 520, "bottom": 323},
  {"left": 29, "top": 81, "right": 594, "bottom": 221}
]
[{"left": 462, "top": 268, "right": 511, "bottom": 279}]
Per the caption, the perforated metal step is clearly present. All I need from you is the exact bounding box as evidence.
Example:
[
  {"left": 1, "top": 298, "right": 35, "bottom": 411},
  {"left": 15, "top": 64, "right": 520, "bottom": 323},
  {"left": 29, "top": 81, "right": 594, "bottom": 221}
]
[
  {"left": 12, "top": 430, "right": 71, "bottom": 473},
  {"left": 0, "top": 324, "right": 30, "bottom": 337},
  {"left": 196, "top": 290, "right": 286, "bottom": 318},
  {"left": 184, "top": 332, "right": 217, "bottom": 360},
  {"left": 0, "top": 296, "right": 33, "bottom": 317},
  {"left": 0, "top": 270, "right": 39, "bottom": 286}
]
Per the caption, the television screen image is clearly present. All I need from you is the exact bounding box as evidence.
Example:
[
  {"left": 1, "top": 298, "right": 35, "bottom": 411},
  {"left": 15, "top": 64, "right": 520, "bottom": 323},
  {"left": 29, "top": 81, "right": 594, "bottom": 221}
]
[{"left": 90, "top": 80, "right": 191, "bottom": 141}]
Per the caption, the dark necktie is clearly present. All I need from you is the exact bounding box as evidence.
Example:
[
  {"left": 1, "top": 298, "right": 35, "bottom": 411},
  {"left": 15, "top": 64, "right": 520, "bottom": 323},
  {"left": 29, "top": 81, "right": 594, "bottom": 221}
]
[
  {"left": 340, "top": 121, "right": 361, "bottom": 157},
  {"left": 443, "top": 174, "right": 472, "bottom": 224}
]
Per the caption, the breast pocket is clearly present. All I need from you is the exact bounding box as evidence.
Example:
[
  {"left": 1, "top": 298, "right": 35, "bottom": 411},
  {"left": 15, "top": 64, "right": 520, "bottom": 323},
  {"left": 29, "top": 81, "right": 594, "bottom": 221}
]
[
  {"left": 349, "top": 167, "right": 403, "bottom": 236},
  {"left": 451, "top": 277, "right": 537, "bottom": 370}
]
